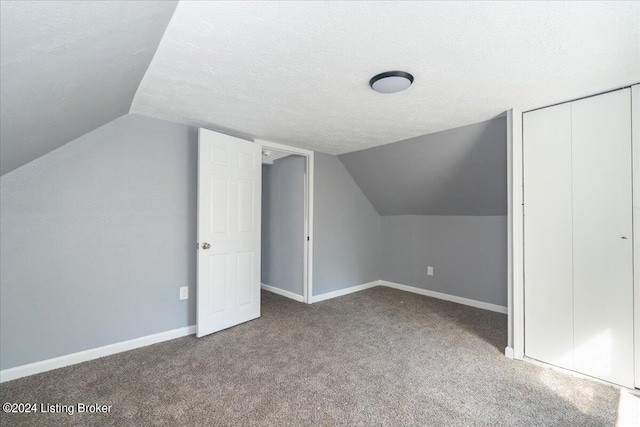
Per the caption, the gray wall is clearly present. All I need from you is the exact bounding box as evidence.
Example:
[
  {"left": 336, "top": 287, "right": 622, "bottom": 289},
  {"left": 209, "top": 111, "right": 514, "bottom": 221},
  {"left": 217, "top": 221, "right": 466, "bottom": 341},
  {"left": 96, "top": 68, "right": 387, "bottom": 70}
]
[
  {"left": 0, "top": 111, "right": 505, "bottom": 370},
  {"left": 0, "top": 114, "right": 197, "bottom": 370},
  {"left": 380, "top": 216, "right": 507, "bottom": 307},
  {"left": 313, "top": 153, "right": 381, "bottom": 295},
  {"left": 336, "top": 117, "right": 508, "bottom": 308},
  {"left": 261, "top": 156, "right": 305, "bottom": 295},
  {"left": 338, "top": 117, "right": 507, "bottom": 216}
]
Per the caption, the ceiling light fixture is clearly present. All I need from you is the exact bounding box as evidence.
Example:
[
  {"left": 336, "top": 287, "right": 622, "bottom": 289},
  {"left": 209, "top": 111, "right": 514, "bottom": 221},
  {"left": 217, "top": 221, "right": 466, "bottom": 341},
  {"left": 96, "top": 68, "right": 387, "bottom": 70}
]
[{"left": 369, "top": 71, "right": 414, "bottom": 93}]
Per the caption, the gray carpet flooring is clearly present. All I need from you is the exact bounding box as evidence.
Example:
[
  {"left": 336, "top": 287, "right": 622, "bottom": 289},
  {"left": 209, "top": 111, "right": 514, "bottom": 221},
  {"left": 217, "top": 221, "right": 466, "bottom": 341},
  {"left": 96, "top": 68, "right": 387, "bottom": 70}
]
[{"left": 0, "top": 287, "right": 623, "bottom": 426}]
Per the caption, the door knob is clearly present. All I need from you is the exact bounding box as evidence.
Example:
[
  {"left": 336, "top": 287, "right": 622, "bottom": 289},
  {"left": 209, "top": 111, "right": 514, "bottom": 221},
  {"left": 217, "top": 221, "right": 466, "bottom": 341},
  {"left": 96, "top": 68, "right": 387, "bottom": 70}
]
[
  {"left": 621, "top": 236, "right": 628, "bottom": 240},
  {"left": 202, "top": 242, "right": 211, "bottom": 249}
]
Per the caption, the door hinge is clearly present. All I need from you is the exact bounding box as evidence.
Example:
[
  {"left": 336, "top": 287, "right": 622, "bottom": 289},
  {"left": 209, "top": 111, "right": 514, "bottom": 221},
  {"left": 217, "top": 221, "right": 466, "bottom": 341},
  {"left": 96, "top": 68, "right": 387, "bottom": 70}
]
[{"left": 307, "top": 236, "right": 310, "bottom": 241}]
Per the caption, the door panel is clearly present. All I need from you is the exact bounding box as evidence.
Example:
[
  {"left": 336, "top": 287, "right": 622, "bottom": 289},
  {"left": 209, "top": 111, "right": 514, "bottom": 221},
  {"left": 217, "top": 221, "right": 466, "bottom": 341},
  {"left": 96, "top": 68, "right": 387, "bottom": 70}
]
[
  {"left": 571, "top": 89, "right": 633, "bottom": 387},
  {"left": 197, "top": 128, "right": 261, "bottom": 337},
  {"left": 523, "top": 103, "right": 574, "bottom": 369}
]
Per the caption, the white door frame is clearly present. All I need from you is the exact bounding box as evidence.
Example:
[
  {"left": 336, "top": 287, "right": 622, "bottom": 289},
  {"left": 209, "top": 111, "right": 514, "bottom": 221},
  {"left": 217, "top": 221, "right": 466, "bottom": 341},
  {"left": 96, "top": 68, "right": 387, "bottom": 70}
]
[
  {"left": 509, "top": 84, "right": 640, "bottom": 370},
  {"left": 505, "top": 108, "right": 524, "bottom": 360},
  {"left": 632, "top": 84, "right": 640, "bottom": 387},
  {"left": 256, "top": 139, "right": 314, "bottom": 304},
  {"left": 507, "top": 108, "right": 525, "bottom": 360}
]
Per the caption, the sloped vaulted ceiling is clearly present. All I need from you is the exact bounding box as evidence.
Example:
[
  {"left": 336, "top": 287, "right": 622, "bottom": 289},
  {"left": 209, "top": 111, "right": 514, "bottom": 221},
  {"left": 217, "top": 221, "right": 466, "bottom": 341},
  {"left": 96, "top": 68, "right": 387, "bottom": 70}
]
[
  {"left": 2, "top": 1, "right": 639, "bottom": 176},
  {"left": 131, "top": 1, "right": 640, "bottom": 155},
  {"left": 339, "top": 117, "right": 507, "bottom": 216},
  {"left": 0, "top": 1, "right": 178, "bottom": 175}
]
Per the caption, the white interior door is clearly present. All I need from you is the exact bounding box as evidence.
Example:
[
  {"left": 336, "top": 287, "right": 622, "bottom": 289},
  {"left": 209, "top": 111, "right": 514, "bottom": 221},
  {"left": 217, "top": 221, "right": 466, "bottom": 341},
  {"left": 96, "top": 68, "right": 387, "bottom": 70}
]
[
  {"left": 523, "top": 103, "right": 574, "bottom": 370},
  {"left": 571, "top": 88, "right": 633, "bottom": 388},
  {"left": 197, "top": 128, "right": 261, "bottom": 338}
]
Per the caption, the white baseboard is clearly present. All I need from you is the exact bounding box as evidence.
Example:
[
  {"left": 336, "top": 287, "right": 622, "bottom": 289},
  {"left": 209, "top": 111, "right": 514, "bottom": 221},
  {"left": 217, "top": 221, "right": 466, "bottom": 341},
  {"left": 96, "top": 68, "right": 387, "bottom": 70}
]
[
  {"left": 379, "top": 281, "right": 508, "bottom": 314},
  {"left": 1, "top": 281, "right": 506, "bottom": 382},
  {"left": 0, "top": 325, "right": 196, "bottom": 383},
  {"left": 261, "top": 283, "right": 304, "bottom": 302},
  {"left": 523, "top": 356, "right": 636, "bottom": 391},
  {"left": 310, "top": 280, "right": 380, "bottom": 303},
  {"left": 310, "top": 280, "right": 508, "bottom": 314},
  {"left": 505, "top": 346, "right": 514, "bottom": 359}
]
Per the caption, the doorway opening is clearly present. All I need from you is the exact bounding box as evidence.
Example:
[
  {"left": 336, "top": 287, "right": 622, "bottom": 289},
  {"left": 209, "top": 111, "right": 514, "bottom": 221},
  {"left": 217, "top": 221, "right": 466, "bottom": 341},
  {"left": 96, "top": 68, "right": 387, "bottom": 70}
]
[{"left": 258, "top": 140, "right": 314, "bottom": 304}]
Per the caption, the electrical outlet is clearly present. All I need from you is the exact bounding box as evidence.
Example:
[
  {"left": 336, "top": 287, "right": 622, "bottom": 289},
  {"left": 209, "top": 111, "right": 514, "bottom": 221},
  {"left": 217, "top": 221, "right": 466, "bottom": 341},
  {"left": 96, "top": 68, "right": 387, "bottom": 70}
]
[
  {"left": 427, "top": 266, "right": 434, "bottom": 276},
  {"left": 179, "top": 286, "right": 188, "bottom": 300}
]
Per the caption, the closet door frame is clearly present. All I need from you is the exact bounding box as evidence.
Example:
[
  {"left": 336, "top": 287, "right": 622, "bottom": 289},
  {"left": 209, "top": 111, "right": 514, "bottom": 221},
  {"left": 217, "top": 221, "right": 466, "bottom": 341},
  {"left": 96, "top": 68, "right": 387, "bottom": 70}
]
[
  {"left": 633, "top": 84, "right": 640, "bottom": 388},
  {"left": 509, "top": 84, "right": 640, "bottom": 388}
]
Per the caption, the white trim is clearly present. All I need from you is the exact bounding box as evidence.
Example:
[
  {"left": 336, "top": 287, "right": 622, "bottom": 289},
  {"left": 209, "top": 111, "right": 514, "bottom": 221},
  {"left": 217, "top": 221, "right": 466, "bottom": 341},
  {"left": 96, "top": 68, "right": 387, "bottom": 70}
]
[
  {"left": 256, "top": 139, "right": 314, "bottom": 304},
  {"left": 310, "top": 279, "right": 509, "bottom": 313},
  {"left": 380, "top": 281, "right": 508, "bottom": 314},
  {"left": 1, "top": 278, "right": 511, "bottom": 383},
  {"left": 0, "top": 325, "right": 196, "bottom": 383},
  {"left": 506, "top": 110, "right": 514, "bottom": 353},
  {"left": 510, "top": 107, "right": 525, "bottom": 360},
  {"left": 505, "top": 346, "right": 514, "bottom": 359},
  {"left": 307, "top": 154, "right": 314, "bottom": 304},
  {"left": 261, "top": 283, "right": 304, "bottom": 302},
  {"left": 632, "top": 84, "right": 640, "bottom": 388},
  {"left": 523, "top": 356, "right": 639, "bottom": 392},
  {"left": 255, "top": 140, "right": 314, "bottom": 158},
  {"left": 310, "top": 281, "right": 380, "bottom": 303}
]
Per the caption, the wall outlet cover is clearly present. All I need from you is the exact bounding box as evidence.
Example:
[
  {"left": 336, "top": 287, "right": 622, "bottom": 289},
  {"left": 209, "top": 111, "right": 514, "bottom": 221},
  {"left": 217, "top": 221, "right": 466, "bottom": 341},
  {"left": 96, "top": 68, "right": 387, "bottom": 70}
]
[
  {"left": 427, "top": 266, "right": 434, "bottom": 276},
  {"left": 179, "top": 286, "right": 188, "bottom": 300}
]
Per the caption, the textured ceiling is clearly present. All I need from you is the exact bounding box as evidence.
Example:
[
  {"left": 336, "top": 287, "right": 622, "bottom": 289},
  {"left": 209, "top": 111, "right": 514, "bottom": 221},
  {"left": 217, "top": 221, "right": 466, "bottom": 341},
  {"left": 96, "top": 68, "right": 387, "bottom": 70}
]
[
  {"left": 339, "top": 117, "right": 507, "bottom": 216},
  {"left": 0, "top": 1, "right": 178, "bottom": 175},
  {"left": 131, "top": 1, "right": 640, "bottom": 155}
]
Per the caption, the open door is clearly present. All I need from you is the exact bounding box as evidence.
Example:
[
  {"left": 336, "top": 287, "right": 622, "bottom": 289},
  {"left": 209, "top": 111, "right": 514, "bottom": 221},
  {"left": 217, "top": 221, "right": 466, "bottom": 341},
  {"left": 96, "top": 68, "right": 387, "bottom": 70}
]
[{"left": 197, "top": 128, "right": 261, "bottom": 338}]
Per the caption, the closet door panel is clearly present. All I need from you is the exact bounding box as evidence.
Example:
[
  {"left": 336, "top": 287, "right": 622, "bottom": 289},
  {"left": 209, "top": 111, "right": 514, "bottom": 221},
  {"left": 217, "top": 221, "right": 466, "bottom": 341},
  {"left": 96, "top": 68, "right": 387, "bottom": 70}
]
[
  {"left": 572, "top": 88, "right": 633, "bottom": 387},
  {"left": 523, "top": 103, "right": 574, "bottom": 369}
]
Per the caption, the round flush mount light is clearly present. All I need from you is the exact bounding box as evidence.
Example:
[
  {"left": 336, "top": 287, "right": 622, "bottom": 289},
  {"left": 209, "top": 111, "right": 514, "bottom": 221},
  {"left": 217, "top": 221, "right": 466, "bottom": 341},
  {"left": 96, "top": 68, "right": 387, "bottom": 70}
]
[{"left": 369, "top": 71, "right": 414, "bottom": 93}]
